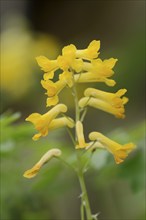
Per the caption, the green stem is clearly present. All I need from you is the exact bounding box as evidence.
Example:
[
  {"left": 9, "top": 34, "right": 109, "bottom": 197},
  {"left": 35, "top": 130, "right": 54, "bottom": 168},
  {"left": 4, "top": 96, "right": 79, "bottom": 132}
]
[
  {"left": 72, "top": 80, "right": 93, "bottom": 220},
  {"left": 77, "top": 166, "right": 93, "bottom": 220}
]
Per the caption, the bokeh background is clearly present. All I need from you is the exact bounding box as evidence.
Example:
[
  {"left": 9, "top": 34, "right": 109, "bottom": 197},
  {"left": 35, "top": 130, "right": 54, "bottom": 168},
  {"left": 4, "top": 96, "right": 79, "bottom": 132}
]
[{"left": 0, "top": 0, "right": 145, "bottom": 220}]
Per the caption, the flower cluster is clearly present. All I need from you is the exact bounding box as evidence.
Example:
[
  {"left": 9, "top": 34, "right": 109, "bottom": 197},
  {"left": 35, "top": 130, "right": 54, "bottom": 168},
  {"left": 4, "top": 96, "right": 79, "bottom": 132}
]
[{"left": 24, "top": 40, "right": 135, "bottom": 178}]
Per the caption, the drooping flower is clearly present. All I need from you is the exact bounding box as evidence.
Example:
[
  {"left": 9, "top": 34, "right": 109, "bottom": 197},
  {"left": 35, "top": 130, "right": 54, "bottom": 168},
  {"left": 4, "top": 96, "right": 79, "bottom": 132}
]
[
  {"left": 75, "top": 121, "right": 89, "bottom": 149},
  {"left": 23, "top": 148, "right": 62, "bottom": 178},
  {"left": 79, "top": 88, "right": 128, "bottom": 119},
  {"left": 26, "top": 104, "right": 68, "bottom": 140},
  {"left": 89, "top": 132, "right": 135, "bottom": 164}
]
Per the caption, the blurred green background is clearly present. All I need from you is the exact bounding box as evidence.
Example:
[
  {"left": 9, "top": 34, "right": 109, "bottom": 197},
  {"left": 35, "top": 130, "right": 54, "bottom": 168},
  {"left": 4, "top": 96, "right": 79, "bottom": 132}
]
[{"left": 0, "top": 1, "right": 145, "bottom": 220}]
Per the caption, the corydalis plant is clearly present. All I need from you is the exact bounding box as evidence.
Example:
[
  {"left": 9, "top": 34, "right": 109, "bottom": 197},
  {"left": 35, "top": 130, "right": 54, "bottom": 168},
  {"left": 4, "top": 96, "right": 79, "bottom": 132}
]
[{"left": 23, "top": 40, "right": 135, "bottom": 220}]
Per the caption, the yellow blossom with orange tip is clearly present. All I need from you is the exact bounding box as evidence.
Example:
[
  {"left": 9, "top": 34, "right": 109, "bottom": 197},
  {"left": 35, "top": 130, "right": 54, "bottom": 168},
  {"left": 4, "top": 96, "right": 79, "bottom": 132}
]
[
  {"left": 76, "top": 121, "right": 89, "bottom": 149},
  {"left": 89, "top": 132, "right": 135, "bottom": 164},
  {"left": 26, "top": 104, "right": 68, "bottom": 140},
  {"left": 79, "top": 88, "right": 128, "bottom": 119},
  {"left": 23, "top": 148, "right": 62, "bottom": 178},
  {"left": 76, "top": 40, "right": 100, "bottom": 60}
]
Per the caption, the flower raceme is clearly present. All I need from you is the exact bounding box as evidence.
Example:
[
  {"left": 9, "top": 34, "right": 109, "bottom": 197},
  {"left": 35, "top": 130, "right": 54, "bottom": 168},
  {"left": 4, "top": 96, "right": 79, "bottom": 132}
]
[
  {"left": 26, "top": 104, "right": 74, "bottom": 140},
  {"left": 23, "top": 148, "right": 62, "bottom": 178},
  {"left": 24, "top": 39, "right": 135, "bottom": 183},
  {"left": 89, "top": 132, "right": 135, "bottom": 164}
]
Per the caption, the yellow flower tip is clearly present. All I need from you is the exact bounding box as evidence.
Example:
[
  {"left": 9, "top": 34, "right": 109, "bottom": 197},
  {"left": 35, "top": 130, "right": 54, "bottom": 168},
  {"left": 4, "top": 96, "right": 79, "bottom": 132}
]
[
  {"left": 62, "top": 44, "right": 76, "bottom": 57},
  {"left": 122, "top": 97, "right": 129, "bottom": 105},
  {"left": 32, "top": 133, "right": 42, "bottom": 141},
  {"left": 51, "top": 103, "right": 67, "bottom": 114},
  {"left": 23, "top": 164, "right": 41, "bottom": 179},
  {"left": 23, "top": 148, "right": 62, "bottom": 179},
  {"left": 75, "top": 40, "right": 100, "bottom": 60},
  {"left": 116, "top": 88, "right": 127, "bottom": 97},
  {"left": 66, "top": 117, "right": 75, "bottom": 128},
  {"left": 36, "top": 56, "right": 58, "bottom": 72},
  {"left": 123, "top": 142, "right": 136, "bottom": 151},
  {"left": 105, "top": 78, "right": 116, "bottom": 87},
  {"left": 87, "top": 40, "right": 100, "bottom": 59},
  {"left": 46, "top": 95, "right": 59, "bottom": 106},
  {"left": 104, "top": 58, "right": 118, "bottom": 69},
  {"left": 78, "top": 97, "right": 89, "bottom": 109},
  {"left": 25, "top": 113, "right": 41, "bottom": 123},
  {"left": 43, "top": 71, "right": 54, "bottom": 80}
]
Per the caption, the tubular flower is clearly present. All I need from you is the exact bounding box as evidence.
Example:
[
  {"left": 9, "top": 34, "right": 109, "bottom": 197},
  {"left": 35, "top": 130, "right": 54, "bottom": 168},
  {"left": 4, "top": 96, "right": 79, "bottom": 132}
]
[
  {"left": 23, "top": 148, "right": 62, "bottom": 178},
  {"left": 74, "top": 58, "right": 117, "bottom": 86},
  {"left": 76, "top": 121, "right": 89, "bottom": 149},
  {"left": 84, "top": 88, "right": 128, "bottom": 107},
  {"left": 76, "top": 40, "right": 100, "bottom": 60},
  {"left": 26, "top": 104, "right": 67, "bottom": 140},
  {"left": 89, "top": 132, "right": 135, "bottom": 164},
  {"left": 79, "top": 88, "right": 128, "bottom": 119}
]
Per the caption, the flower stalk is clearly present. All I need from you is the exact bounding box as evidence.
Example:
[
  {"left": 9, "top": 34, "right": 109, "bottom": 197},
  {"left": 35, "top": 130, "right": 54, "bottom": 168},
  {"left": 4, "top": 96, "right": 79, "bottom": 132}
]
[
  {"left": 23, "top": 40, "right": 135, "bottom": 220},
  {"left": 73, "top": 82, "right": 94, "bottom": 220}
]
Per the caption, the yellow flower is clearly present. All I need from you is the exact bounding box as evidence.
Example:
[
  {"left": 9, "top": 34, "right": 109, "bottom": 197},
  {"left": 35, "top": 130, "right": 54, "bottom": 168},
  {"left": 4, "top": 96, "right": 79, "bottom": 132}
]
[
  {"left": 41, "top": 70, "right": 74, "bottom": 106},
  {"left": 57, "top": 44, "right": 83, "bottom": 72},
  {"left": 41, "top": 79, "right": 66, "bottom": 106},
  {"left": 23, "top": 148, "right": 62, "bottom": 178},
  {"left": 76, "top": 40, "right": 100, "bottom": 60},
  {"left": 79, "top": 88, "right": 128, "bottom": 119},
  {"left": 74, "top": 73, "right": 116, "bottom": 86},
  {"left": 74, "top": 58, "right": 117, "bottom": 86},
  {"left": 84, "top": 87, "right": 128, "bottom": 107},
  {"left": 76, "top": 121, "right": 89, "bottom": 149},
  {"left": 59, "top": 71, "right": 73, "bottom": 87},
  {"left": 26, "top": 104, "right": 67, "bottom": 140},
  {"left": 89, "top": 132, "right": 135, "bottom": 164},
  {"left": 36, "top": 56, "right": 58, "bottom": 73}
]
